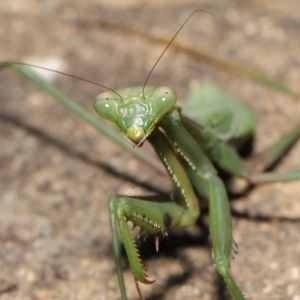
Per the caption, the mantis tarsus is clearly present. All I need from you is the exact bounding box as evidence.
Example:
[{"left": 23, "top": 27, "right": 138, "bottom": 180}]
[{"left": 1, "top": 10, "right": 300, "bottom": 300}]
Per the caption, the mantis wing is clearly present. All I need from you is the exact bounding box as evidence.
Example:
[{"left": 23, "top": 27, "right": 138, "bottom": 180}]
[{"left": 181, "top": 84, "right": 257, "bottom": 140}]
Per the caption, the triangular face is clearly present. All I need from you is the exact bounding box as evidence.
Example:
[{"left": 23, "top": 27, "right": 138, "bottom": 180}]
[{"left": 94, "top": 86, "right": 177, "bottom": 147}]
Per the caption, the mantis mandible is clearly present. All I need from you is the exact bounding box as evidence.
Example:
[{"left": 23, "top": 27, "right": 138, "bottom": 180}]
[{"left": 1, "top": 9, "right": 300, "bottom": 300}]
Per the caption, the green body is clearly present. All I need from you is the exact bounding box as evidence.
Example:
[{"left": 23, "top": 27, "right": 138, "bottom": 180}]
[
  {"left": 94, "top": 85, "right": 253, "bottom": 300},
  {"left": 2, "top": 63, "right": 300, "bottom": 300},
  {"left": 94, "top": 84, "right": 300, "bottom": 300}
]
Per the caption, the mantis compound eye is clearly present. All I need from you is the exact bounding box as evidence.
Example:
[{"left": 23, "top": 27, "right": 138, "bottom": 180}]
[
  {"left": 94, "top": 91, "right": 120, "bottom": 122},
  {"left": 150, "top": 86, "right": 177, "bottom": 117}
]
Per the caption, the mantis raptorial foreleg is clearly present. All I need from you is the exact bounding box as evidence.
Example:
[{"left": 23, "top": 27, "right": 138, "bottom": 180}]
[{"left": 109, "top": 127, "right": 200, "bottom": 299}]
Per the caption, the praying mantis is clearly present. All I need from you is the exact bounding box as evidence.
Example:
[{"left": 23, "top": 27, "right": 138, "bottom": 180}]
[{"left": 1, "top": 7, "right": 300, "bottom": 300}]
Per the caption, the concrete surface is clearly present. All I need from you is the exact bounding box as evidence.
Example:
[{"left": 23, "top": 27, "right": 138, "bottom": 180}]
[{"left": 0, "top": 1, "right": 300, "bottom": 300}]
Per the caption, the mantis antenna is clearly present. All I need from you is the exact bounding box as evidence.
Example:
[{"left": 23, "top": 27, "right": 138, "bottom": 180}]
[
  {"left": 0, "top": 61, "right": 123, "bottom": 99},
  {"left": 3, "top": 9, "right": 211, "bottom": 101},
  {"left": 142, "top": 9, "right": 211, "bottom": 97}
]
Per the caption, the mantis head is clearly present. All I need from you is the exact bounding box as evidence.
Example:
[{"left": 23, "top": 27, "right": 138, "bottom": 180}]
[{"left": 94, "top": 86, "right": 176, "bottom": 147}]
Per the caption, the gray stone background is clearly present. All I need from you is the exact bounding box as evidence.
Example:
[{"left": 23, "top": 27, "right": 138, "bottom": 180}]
[{"left": 0, "top": 1, "right": 300, "bottom": 299}]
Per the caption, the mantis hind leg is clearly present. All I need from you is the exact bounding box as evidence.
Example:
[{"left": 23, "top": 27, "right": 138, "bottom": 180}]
[
  {"left": 246, "top": 121, "right": 300, "bottom": 183},
  {"left": 209, "top": 176, "right": 246, "bottom": 300},
  {"left": 183, "top": 115, "right": 300, "bottom": 184}
]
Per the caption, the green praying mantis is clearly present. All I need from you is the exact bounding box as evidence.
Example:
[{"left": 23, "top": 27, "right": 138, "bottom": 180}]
[{"left": 1, "top": 10, "right": 300, "bottom": 300}]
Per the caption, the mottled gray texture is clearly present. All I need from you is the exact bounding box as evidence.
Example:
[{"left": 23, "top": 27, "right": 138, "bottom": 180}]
[{"left": 0, "top": 1, "right": 300, "bottom": 299}]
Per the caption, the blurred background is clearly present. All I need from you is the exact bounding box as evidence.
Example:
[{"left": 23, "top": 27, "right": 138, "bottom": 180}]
[{"left": 0, "top": 1, "right": 300, "bottom": 299}]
